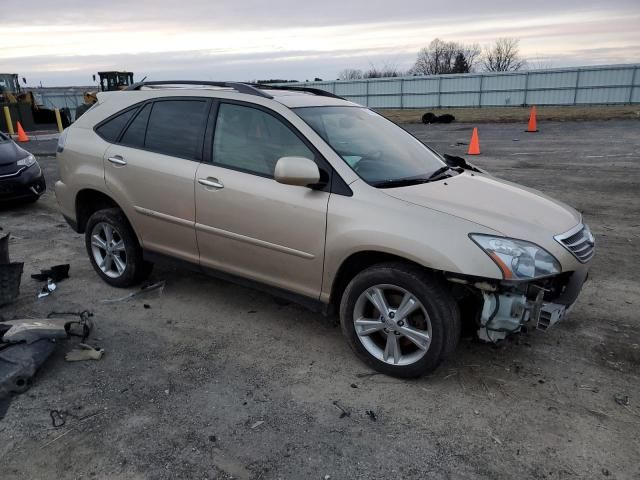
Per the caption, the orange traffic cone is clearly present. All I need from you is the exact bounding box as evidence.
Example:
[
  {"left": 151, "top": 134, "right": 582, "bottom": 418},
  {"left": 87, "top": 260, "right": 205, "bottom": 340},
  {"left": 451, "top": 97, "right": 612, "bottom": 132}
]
[
  {"left": 526, "top": 105, "right": 538, "bottom": 132},
  {"left": 468, "top": 128, "right": 480, "bottom": 155},
  {"left": 16, "top": 122, "right": 30, "bottom": 142}
]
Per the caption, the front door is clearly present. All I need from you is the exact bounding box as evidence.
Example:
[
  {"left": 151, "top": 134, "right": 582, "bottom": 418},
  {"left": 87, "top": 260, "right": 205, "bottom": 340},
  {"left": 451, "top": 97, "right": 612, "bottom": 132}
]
[{"left": 195, "top": 102, "right": 329, "bottom": 298}]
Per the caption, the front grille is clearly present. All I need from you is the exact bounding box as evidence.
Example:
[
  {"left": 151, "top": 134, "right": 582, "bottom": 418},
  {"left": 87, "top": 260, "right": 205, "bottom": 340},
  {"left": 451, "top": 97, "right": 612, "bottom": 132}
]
[{"left": 555, "top": 223, "right": 595, "bottom": 263}]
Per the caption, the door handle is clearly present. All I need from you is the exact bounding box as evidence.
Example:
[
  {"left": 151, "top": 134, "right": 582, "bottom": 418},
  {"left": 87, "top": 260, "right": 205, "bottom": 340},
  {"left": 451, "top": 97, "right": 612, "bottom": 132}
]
[
  {"left": 107, "top": 155, "right": 127, "bottom": 166},
  {"left": 198, "top": 177, "right": 224, "bottom": 189}
]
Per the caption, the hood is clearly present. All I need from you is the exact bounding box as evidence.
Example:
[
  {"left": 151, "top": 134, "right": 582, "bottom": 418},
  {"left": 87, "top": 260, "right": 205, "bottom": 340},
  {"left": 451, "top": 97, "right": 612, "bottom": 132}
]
[
  {"left": 0, "top": 138, "right": 28, "bottom": 166},
  {"left": 383, "top": 172, "right": 581, "bottom": 240}
]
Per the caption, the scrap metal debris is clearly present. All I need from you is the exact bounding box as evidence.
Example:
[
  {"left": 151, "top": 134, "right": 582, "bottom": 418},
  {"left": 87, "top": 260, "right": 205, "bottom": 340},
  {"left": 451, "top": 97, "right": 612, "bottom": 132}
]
[
  {"left": 37, "top": 279, "right": 57, "bottom": 298},
  {"left": 0, "top": 311, "right": 94, "bottom": 420},
  {"left": 100, "top": 280, "right": 165, "bottom": 304},
  {"left": 0, "top": 233, "right": 23, "bottom": 306},
  {"left": 332, "top": 400, "right": 350, "bottom": 418}
]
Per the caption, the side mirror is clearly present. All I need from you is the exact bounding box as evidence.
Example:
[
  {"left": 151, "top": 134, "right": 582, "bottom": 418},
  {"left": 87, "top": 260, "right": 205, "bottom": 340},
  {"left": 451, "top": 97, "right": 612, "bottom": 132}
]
[{"left": 274, "top": 157, "right": 321, "bottom": 187}]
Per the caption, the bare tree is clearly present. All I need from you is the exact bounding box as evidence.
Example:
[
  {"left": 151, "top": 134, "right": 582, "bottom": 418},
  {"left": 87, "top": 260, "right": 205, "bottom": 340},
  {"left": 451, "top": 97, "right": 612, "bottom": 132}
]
[
  {"left": 482, "top": 38, "right": 526, "bottom": 72},
  {"left": 410, "top": 38, "right": 480, "bottom": 75},
  {"left": 337, "top": 69, "right": 364, "bottom": 80},
  {"left": 363, "top": 63, "right": 402, "bottom": 78}
]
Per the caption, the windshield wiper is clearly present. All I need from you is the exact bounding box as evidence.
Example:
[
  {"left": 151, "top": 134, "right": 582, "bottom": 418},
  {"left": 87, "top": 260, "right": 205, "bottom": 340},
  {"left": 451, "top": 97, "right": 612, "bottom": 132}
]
[
  {"left": 371, "top": 167, "right": 458, "bottom": 189},
  {"left": 427, "top": 165, "right": 456, "bottom": 180},
  {"left": 370, "top": 177, "right": 433, "bottom": 189}
]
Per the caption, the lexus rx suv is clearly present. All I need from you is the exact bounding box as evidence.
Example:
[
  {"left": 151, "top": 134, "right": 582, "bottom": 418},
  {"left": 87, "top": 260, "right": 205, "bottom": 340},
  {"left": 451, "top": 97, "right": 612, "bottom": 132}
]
[{"left": 55, "top": 81, "right": 593, "bottom": 377}]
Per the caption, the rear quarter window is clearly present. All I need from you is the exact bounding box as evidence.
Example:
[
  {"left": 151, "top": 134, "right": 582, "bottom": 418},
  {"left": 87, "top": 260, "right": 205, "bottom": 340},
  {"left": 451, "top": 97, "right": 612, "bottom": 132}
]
[
  {"left": 120, "top": 103, "right": 152, "bottom": 148},
  {"left": 95, "top": 108, "right": 138, "bottom": 143}
]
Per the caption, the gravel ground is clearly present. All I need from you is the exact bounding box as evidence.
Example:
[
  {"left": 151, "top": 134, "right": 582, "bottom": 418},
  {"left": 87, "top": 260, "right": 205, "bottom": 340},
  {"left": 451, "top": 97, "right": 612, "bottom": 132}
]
[{"left": 1, "top": 120, "right": 639, "bottom": 480}]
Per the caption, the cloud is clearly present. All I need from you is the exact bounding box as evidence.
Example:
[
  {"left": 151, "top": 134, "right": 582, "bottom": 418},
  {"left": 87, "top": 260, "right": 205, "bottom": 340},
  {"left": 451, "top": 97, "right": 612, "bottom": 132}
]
[{"left": 3, "top": 0, "right": 639, "bottom": 85}]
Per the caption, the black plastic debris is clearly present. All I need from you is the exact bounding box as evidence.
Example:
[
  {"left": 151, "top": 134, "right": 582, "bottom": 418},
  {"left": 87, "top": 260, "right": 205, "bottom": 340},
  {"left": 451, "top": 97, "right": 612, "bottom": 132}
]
[
  {"left": 0, "top": 233, "right": 23, "bottom": 306},
  {"left": 422, "top": 112, "right": 456, "bottom": 124},
  {"left": 31, "top": 264, "right": 70, "bottom": 283},
  {"left": 0, "top": 339, "right": 57, "bottom": 418},
  {"left": 0, "top": 312, "right": 94, "bottom": 420},
  {"left": 365, "top": 410, "right": 377, "bottom": 422}
]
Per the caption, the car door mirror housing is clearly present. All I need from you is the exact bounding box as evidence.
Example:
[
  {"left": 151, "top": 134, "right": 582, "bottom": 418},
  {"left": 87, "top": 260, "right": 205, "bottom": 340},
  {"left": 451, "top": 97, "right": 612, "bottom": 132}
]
[{"left": 274, "top": 157, "right": 321, "bottom": 187}]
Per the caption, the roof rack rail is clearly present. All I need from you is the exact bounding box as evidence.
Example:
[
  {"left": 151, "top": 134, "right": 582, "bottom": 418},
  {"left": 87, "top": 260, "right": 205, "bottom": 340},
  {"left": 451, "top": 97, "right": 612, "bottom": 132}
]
[
  {"left": 125, "top": 80, "right": 274, "bottom": 99},
  {"left": 253, "top": 84, "right": 345, "bottom": 100}
]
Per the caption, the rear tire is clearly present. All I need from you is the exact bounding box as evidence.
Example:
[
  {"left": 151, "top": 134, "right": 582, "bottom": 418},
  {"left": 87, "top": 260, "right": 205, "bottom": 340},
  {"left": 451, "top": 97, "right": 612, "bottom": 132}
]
[
  {"left": 339, "top": 262, "right": 460, "bottom": 378},
  {"left": 85, "top": 208, "right": 153, "bottom": 288}
]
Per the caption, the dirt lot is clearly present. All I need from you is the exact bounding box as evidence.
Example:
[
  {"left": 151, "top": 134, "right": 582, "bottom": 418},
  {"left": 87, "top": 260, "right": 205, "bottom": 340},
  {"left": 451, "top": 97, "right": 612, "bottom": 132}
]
[
  {"left": 381, "top": 105, "right": 640, "bottom": 124},
  {"left": 1, "top": 120, "right": 639, "bottom": 480}
]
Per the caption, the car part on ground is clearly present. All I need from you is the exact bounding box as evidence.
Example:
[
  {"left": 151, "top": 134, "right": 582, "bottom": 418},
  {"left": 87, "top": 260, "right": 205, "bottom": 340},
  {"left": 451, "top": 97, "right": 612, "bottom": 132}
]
[
  {"left": 31, "top": 264, "right": 70, "bottom": 282},
  {"left": 0, "top": 233, "right": 23, "bottom": 306},
  {"left": 0, "top": 311, "right": 94, "bottom": 420}
]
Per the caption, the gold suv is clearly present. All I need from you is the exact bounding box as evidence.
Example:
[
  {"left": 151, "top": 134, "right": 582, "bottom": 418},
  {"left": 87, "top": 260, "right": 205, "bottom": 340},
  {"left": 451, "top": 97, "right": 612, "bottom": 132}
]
[{"left": 55, "top": 81, "right": 593, "bottom": 377}]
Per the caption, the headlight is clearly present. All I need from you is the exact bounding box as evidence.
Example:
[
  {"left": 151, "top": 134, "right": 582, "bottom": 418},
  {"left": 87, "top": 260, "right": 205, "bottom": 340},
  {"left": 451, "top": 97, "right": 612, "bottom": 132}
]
[
  {"left": 470, "top": 234, "right": 561, "bottom": 280},
  {"left": 17, "top": 153, "right": 36, "bottom": 168}
]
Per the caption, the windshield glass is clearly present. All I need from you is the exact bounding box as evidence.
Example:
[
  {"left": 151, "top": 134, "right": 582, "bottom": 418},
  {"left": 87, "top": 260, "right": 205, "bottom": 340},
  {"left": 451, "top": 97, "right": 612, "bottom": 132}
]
[{"left": 294, "top": 106, "right": 445, "bottom": 185}]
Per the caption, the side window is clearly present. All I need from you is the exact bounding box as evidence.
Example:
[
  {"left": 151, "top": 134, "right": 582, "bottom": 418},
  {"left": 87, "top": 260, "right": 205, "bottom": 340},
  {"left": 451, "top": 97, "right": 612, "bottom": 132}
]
[
  {"left": 213, "top": 103, "right": 314, "bottom": 177},
  {"left": 96, "top": 108, "right": 137, "bottom": 143},
  {"left": 145, "top": 100, "right": 208, "bottom": 159},
  {"left": 120, "top": 103, "right": 151, "bottom": 148}
]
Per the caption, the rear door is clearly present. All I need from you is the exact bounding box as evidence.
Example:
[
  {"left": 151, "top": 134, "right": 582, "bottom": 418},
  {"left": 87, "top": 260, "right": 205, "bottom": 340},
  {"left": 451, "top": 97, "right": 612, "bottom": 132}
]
[
  {"left": 194, "top": 101, "right": 330, "bottom": 298},
  {"left": 103, "top": 98, "right": 210, "bottom": 263}
]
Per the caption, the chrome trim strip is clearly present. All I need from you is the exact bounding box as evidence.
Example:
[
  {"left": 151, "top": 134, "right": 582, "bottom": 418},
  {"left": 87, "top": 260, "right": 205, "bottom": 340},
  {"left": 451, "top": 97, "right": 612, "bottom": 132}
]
[
  {"left": 195, "top": 222, "right": 315, "bottom": 260},
  {"left": 0, "top": 166, "right": 26, "bottom": 179},
  {"left": 133, "top": 206, "right": 194, "bottom": 228}
]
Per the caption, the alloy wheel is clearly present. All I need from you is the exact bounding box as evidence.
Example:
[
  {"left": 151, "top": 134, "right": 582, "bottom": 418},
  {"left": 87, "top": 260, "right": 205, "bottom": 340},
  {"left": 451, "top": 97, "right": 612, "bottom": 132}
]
[
  {"left": 90, "top": 222, "right": 127, "bottom": 278},
  {"left": 353, "top": 284, "right": 432, "bottom": 366}
]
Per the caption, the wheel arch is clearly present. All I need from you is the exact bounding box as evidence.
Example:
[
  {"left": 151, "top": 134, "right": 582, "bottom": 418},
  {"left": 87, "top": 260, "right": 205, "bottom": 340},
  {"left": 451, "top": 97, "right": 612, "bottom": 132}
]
[
  {"left": 328, "top": 250, "right": 443, "bottom": 311},
  {"left": 75, "top": 188, "right": 133, "bottom": 235}
]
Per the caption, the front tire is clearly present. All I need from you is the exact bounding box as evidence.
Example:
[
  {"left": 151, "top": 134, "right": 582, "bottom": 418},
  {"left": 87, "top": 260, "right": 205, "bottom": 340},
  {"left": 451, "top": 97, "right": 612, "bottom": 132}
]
[
  {"left": 85, "top": 208, "right": 152, "bottom": 288},
  {"left": 340, "top": 262, "right": 460, "bottom": 378}
]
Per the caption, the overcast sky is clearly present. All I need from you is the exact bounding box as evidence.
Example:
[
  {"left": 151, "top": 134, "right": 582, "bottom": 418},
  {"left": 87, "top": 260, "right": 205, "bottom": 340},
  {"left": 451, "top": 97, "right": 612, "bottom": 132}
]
[{"left": 2, "top": 0, "right": 639, "bottom": 86}]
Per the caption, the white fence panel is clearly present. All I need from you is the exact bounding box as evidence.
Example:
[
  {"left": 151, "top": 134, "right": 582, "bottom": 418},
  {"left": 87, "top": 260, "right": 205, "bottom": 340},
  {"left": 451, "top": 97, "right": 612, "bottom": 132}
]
[{"left": 275, "top": 64, "right": 639, "bottom": 108}]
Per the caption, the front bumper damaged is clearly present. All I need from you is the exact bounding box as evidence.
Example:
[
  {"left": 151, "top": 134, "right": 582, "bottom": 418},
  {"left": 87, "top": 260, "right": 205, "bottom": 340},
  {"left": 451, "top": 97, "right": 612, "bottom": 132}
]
[
  {"left": 478, "top": 290, "right": 572, "bottom": 342},
  {"left": 450, "top": 268, "right": 588, "bottom": 342}
]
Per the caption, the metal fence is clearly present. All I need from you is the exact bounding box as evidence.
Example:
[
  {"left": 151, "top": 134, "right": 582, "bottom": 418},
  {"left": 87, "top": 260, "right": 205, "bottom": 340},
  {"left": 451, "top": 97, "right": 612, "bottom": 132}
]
[
  {"left": 277, "top": 64, "right": 640, "bottom": 109},
  {"left": 31, "top": 88, "right": 86, "bottom": 120}
]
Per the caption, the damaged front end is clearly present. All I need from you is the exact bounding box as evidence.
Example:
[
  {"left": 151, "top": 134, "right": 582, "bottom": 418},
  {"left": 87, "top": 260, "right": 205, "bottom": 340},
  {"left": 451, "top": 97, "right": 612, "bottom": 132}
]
[{"left": 450, "top": 269, "right": 588, "bottom": 342}]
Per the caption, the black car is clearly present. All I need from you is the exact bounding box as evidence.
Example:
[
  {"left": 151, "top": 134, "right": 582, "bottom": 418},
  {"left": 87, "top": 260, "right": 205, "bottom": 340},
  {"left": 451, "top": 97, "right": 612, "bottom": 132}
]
[{"left": 0, "top": 131, "right": 46, "bottom": 203}]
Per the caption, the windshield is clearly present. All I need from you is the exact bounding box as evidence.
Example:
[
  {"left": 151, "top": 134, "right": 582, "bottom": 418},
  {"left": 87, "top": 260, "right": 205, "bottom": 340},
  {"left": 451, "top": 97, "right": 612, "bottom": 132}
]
[{"left": 294, "top": 106, "right": 445, "bottom": 185}]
